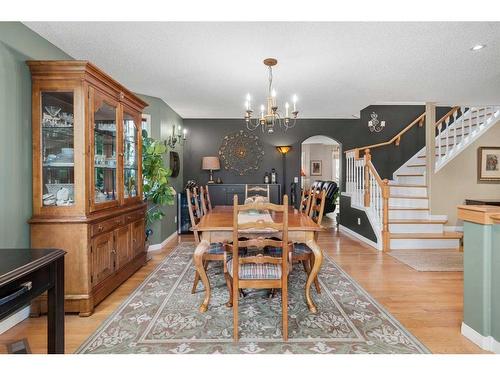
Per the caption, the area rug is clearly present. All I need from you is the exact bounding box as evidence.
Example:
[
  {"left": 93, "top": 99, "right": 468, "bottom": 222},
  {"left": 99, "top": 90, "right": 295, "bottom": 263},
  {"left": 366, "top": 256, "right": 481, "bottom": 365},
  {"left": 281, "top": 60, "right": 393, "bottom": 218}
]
[
  {"left": 388, "top": 249, "right": 463, "bottom": 272},
  {"left": 76, "top": 243, "right": 429, "bottom": 354}
]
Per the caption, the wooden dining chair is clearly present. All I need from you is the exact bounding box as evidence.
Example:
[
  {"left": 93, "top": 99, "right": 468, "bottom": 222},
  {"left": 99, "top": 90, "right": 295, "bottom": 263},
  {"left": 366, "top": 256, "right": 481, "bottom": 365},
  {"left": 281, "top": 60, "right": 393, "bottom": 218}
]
[
  {"left": 293, "top": 189, "right": 326, "bottom": 293},
  {"left": 187, "top": 187, "right": 226, "bottom": 294},
  {"left": 224, "top": 194, "right": 291, "bottom": 341},
  {"left": 245, "top": 184, "right": 270, "bottom": 201},
  {"left": 200, "top": 185, "right": 212, "bottom": 216},
  {"left": 299, "top": 188, "right": 312, "bottom": 215},
  {"left": 265, "top": 189, "right": 325, "bottom": 294}
]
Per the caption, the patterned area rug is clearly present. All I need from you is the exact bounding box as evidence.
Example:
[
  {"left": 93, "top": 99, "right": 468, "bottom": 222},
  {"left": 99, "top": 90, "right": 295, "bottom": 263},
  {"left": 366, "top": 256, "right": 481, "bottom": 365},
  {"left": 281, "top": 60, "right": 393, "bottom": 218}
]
[
  {"left": 76, "top": 243, "right": 429, "bottom": 354},
  {"left": 389, "top": 249, "right": 463, "bottom": 272}
]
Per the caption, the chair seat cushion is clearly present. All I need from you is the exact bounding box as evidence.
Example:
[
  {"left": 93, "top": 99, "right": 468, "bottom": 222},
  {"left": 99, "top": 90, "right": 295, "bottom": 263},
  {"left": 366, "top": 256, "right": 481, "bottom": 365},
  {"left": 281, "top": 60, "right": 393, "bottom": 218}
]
[
  {"left": 265, "top": 243, "right": 312, "bottom": 256},
  {"left": 207, "top": 242, "right": 224, "bottom": 254},
  {"left": 227, "top": 259, "right": 282, "bottom": 280}
]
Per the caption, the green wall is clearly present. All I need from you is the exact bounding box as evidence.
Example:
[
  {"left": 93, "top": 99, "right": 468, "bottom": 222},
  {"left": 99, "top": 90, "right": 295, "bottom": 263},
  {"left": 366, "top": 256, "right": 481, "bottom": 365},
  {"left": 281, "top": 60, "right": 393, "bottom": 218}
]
[
  {"left": 0, "top": 23, "right": 182, "bottom": 249},
  {"left": 0, "top": 22, "right": 73, "bottom": 248},
  {"left": 137, "top": 94, "right": 184, "bottom": 245}
]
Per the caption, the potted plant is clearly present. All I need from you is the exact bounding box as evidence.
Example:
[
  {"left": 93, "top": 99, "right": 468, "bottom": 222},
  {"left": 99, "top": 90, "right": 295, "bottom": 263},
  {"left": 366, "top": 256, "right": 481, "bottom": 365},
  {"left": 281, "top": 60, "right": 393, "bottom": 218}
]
[{"left": 142, "top": 130, "right": 176, "bottom": 251}]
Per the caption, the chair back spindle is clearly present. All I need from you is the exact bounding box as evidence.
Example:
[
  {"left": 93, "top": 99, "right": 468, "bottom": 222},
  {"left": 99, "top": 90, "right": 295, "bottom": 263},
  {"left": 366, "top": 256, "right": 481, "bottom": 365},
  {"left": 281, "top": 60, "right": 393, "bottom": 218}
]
[
  {"left": 299, "top": 188, "right": 312, "bottom": 215},
  {"left": 200, "top": 185, "right": 212, "bottom": 215},
  {"left": 186, "top": 187, "right": 203, "bottom": 243}
]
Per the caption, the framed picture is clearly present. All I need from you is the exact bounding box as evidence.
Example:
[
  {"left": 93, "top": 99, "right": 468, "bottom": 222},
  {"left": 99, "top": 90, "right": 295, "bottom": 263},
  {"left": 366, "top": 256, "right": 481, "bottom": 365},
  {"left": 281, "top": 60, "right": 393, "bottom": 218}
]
[
  {"left": 311, "top": 160, "right": 322, "bottom": 176},
  {"left": 478, "top": 147, "right": 500, "bottom": 183},
  {"left": 170, "top": 151, "right": 180, "bottom": 178}
]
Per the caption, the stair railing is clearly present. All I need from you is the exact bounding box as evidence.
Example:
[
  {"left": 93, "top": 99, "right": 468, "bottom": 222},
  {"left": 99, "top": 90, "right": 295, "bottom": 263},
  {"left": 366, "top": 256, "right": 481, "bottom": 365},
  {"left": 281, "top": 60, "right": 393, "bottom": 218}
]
[
  {"left": 345, "top": 148, "right": 390, "bottom": 251},
  {"left": 435, "top": 106, "right": 500, "bottom": 169}
]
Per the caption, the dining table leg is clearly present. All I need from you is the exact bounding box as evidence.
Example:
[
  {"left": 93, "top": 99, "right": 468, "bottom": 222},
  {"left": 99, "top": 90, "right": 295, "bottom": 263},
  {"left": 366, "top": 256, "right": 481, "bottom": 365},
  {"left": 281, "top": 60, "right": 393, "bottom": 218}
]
[
  {"left": 305, "top": 238, "right": 323, "bottom": 313},
  {"left": 193, "top": 240, "right": 211, "bottom": 313}
]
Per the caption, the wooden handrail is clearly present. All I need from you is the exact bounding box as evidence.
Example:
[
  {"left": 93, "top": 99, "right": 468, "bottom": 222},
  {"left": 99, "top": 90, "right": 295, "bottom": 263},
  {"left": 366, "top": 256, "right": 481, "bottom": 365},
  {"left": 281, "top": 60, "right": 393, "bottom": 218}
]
[
  {"left": 345, "top": 113, "right": 426, "bottom": 156},
  {"left": 435, "top": 106, "right": 460, "bottom": 129},
  {"left": 362, "top": 150, "right": 390, "bottom": 252}
]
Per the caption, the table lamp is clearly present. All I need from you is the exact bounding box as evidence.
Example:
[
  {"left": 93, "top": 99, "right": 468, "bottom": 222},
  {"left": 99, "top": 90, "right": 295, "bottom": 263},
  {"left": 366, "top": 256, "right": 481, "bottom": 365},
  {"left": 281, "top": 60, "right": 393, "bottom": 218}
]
[{"left": 202, "top": 156, "right": 220, "bottom": 184}]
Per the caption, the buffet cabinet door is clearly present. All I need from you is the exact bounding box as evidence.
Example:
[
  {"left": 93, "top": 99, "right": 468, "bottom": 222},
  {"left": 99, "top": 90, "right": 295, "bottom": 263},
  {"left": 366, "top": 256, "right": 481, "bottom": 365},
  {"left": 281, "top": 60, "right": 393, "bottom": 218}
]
[
  {"left": 33, "top": 81, "right": 85, "bottom": 217},
  {"left": 91, "top": 232, "right": 114, "bottom": 286},
  {"left": 114, "top": 225, "right": 132, "bottom": 270},
  {"left": 121, "top": 107, "right": 142, "bottom": 205},
  {"left": 131, "top": 219, "right": 145, "bottom": 258},
  {"left": 90, "top": 88, "right": 120, "bottom": 212}
]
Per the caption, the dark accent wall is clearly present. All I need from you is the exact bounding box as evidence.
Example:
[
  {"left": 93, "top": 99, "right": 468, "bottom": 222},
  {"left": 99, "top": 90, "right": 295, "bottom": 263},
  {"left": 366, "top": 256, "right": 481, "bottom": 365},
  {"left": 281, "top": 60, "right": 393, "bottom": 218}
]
[
  {"left": 183, "top": 105, "right": 448, "bottom": 204},
  {"left": 361, "top": 105, "right": 451, "bottom": 179},
  {"left": 339, "top": 195, "right": 377, "bottom": 243}
]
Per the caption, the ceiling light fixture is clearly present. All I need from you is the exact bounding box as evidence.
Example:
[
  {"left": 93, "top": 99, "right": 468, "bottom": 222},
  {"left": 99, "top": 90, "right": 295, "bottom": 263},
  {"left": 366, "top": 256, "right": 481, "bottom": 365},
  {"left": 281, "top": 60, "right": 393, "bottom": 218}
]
[
  {"left": 471, "top": 44, "right": 486, "bottom": 51},
  {"left": 244, "top": 58, "right": 299, "bottom": 134}
]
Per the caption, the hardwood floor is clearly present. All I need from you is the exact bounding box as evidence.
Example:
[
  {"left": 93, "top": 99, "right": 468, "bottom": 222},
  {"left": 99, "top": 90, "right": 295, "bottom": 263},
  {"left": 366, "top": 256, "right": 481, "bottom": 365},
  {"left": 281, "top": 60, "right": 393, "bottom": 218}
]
[{"left": 0, "top": 222, "right": 485, "bottom": 354}]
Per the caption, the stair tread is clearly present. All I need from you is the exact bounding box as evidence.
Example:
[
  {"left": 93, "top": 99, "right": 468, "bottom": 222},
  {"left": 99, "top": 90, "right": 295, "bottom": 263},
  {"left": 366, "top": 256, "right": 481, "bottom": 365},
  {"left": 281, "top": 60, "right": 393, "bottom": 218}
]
[
  {"left": 389, "top": 248, "right": 460, "bottom": 252},
  {"left": 389, "top": 184, "right": 427, "bottom": 188},
  {"left": 390, "top": 195, "right": 428, "bottom": 199},
  {"left": 389, "top": 207, "right": 429, "bottom": 210},
  {"left": 390, "top": 232, "right": 463, "bottom": 239},
  {"left": 389, "top": 219, "right": 447, "bottom": 224}
]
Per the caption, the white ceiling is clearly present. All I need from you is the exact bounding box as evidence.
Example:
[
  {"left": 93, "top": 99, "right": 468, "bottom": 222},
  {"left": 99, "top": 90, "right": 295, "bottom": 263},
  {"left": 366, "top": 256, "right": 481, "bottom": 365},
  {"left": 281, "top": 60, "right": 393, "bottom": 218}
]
[{"left": 25, "top": 22, "right": 500, "bottom": 119}]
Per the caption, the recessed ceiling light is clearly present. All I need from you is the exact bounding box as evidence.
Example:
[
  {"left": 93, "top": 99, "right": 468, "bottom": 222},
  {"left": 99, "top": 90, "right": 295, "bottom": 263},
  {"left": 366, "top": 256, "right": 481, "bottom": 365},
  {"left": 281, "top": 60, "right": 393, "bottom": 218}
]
[{"left": 471, "top": 44, "right": 486, "bottom": 51}]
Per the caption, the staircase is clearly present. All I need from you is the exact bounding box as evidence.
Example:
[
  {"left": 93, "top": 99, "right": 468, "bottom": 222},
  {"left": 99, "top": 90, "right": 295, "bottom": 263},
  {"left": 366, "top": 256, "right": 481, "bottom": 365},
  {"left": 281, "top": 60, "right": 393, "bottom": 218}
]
[{"left": 344, "top": 105, "right": 500, "bottom": 251}]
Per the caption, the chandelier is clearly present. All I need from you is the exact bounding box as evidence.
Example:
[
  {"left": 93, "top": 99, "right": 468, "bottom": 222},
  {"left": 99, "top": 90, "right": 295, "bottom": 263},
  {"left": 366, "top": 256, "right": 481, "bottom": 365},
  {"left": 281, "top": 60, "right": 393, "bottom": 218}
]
[{"left": 244, "top": 58, "right": 299, "bottom": 134}]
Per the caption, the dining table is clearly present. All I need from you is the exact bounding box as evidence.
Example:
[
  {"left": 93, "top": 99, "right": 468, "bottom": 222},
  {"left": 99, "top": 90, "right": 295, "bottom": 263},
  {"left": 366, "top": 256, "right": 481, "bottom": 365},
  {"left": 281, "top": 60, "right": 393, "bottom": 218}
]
[{"left": 193, "top": 205, "right": 323, "bottom": 314}]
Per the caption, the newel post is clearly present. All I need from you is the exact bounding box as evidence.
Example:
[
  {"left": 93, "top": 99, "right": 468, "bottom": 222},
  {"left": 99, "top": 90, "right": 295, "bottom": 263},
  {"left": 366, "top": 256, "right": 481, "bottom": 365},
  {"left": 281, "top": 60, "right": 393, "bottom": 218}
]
[
  {"left": 363, "top": 149, "right": 371, "bottom": 207},
  {"left": 382, "top": 178, "right": 390, "bottom": 252}
]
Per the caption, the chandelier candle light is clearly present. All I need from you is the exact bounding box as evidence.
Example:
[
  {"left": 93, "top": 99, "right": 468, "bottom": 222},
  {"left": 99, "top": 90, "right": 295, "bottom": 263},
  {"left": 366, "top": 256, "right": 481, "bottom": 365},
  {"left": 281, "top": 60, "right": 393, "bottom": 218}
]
[{"left": 244, "top": 58, "right": 299, "bottom": 134}]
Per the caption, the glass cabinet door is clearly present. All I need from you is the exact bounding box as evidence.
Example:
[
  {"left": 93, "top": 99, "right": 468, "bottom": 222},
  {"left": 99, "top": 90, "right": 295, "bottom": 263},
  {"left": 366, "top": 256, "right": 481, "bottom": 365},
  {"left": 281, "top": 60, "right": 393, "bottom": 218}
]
[
  {"left": 93, "top": 95, "right": 118, "bottom": 206},
  {"left": 123, "top": 111, "right": 139, "bottom": 200},
  {"left": 41, "top": 91, "right": 75, "bottom": 207}
]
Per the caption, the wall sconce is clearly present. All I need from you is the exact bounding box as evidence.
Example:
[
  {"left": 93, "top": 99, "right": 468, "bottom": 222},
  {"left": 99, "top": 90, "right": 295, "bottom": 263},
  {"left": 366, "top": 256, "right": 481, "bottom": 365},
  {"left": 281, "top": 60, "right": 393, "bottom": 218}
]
[
  {"left": 368, "top": 112, "right": 386, "bottom": 133},
  {"left": 165, "top": 125, "right": 187, "bottom": 149}
]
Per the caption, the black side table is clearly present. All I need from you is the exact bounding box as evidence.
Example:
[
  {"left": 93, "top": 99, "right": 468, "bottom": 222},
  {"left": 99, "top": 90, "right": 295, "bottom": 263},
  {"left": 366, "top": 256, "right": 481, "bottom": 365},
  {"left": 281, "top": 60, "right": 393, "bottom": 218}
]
[{"left": 0, "top": 249, "right": 66, "bottom": 354}]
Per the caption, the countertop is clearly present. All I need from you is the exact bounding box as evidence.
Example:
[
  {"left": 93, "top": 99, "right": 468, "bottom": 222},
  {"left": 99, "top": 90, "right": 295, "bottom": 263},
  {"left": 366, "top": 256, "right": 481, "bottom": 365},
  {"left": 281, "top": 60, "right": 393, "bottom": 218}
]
[{"left": 457, "top": 205, "right": 500, "bottom": 225}]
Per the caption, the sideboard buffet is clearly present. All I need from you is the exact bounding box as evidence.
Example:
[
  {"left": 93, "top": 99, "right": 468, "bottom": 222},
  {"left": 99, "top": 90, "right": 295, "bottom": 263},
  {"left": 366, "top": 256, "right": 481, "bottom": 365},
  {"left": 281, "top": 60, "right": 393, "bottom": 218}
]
[{"left": 28, "top": 61, "right": 148, "bottom": 316}]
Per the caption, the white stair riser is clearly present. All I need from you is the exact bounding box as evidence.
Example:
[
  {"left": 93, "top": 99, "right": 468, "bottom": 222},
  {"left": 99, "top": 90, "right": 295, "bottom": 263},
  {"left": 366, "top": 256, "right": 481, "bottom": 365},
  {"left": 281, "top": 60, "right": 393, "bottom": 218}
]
[
  {"left": 389, "top": 197, "right": 429, "bottom": 208},
  {"left": 389, "top": 210, "right": 430, "bottom": 220},
  {"left": 399, "top": 166, "right": 427, "bottom": 174},
  {"left": 389, "top": 223, "right": 444, "bottom": 233},
  {"left": 396, "top": 175, "right": 425, "bottom": 185},
  {"left": 390, "top": 238, "right": 460, "bottom": 250},
  {"left": 389, "top": 186, "right": 428, "bottom": 196}
]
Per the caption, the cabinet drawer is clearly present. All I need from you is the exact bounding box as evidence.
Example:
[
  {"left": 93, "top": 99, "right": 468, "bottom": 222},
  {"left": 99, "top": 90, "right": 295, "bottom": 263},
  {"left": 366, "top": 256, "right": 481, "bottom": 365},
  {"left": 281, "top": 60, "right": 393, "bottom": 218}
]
[
  {"left": 91, "top": 216, "right": 124, "bottom": 237},
  {"left": 124, "top": 210, "right": 144, "bottom": 224}
]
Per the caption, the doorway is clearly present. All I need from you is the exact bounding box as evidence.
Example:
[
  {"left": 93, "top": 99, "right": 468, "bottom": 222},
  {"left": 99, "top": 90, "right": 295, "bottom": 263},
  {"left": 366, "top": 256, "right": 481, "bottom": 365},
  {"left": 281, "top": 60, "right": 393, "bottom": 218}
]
[{"left": 301, "top": 135, "right": 341, "bottom": 226}]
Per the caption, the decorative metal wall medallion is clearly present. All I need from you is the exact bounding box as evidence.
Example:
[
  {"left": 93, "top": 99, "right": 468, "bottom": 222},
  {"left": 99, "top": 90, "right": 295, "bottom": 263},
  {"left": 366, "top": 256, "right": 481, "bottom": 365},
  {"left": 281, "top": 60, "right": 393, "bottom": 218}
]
[{"left": 218, "top": 130, "right": 264, "bottom": 175}]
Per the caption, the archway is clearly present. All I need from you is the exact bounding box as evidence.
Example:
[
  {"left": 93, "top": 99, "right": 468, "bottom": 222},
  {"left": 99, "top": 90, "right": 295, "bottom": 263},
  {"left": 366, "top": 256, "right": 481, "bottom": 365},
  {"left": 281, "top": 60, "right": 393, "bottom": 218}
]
[{"left": 301, "top": 135, "right": 341, "bottom": 225}]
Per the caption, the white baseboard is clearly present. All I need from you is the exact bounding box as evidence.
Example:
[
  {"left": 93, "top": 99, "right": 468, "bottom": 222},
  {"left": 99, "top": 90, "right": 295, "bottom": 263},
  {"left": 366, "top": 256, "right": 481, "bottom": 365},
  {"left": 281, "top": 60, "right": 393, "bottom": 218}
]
[
  {"left": 339, "top": 225, "right": 380, "bottom": 251},
  {"left": 444, "top": 226, "right": 464, "bottom": 232},
  {"left": 147, "top": 231, "right": 178, "bottom": 252},
  {"left": 0, "top": 306, "right": 30, "bottom": 335},
  {"left": 461, "top": 322, "right": 500, "bottom": 353}
]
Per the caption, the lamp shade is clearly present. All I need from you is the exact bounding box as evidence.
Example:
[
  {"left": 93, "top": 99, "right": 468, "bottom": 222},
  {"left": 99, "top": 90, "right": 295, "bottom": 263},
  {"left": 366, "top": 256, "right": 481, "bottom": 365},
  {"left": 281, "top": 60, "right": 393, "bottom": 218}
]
[
  {"left": 276, "top": 145, "right": 292, "bottom": 155},
  {"left": 202, "top": 156, "right": 220, "bottom": 170}
]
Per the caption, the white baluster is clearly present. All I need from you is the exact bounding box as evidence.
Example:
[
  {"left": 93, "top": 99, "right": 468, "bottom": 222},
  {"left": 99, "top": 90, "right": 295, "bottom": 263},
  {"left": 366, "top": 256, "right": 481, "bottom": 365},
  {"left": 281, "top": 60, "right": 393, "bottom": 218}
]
[
  {"left": 458, "top": 109, "right": 464, "bottom": 145},
  {"left": 468, "top": 107, "right": 473, "bottom": 138},
  {"left": 445, "top": 117, "right": 449, "bottom": 157},
  {"left": 438, "top": 123, "right": 442, "bottom": 162}
]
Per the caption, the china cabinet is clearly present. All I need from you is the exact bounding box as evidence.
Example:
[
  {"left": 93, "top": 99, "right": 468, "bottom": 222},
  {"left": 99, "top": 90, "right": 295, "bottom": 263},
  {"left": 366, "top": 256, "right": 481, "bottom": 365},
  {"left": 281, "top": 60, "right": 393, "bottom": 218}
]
[{"left": 28, "top": 61, "right": 148, "bottom": 316}]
